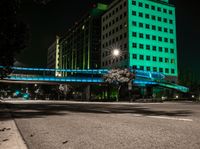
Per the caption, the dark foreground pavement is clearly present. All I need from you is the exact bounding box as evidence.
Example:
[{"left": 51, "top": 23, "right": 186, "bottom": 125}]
[{"left": 2, "top": 100, "right": 200, "bottom": 149}]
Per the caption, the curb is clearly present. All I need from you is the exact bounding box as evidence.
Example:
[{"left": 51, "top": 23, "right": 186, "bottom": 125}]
[{"left": 0, "top": 102, "right": 28, "bottom": 149}]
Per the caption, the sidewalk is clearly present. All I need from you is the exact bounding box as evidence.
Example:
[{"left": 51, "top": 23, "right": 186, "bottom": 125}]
[{"left": 0, "top": 101, "right": 27, "bottom": 149}]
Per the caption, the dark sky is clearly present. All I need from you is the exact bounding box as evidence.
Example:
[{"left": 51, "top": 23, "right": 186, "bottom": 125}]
[{"left": 17, "top": 0, "right": 200, "bottom": 78}]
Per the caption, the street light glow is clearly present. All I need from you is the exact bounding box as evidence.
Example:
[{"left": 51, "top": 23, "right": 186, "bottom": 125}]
[{"left": 112, "top": 49, "right": 120, "bottom": 56}]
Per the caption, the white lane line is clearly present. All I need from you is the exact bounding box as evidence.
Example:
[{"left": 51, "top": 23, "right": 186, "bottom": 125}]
[
  {"left": 146, "top": 115, "right": 193, "bottom": 122},
  {"left": 130, "top": 114, "right": 193, "bottom": 122}
]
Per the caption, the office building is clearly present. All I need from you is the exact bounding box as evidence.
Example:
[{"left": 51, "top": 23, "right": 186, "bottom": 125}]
[{"left": 101, "top": 0, "right": 177, "bottom": 82}]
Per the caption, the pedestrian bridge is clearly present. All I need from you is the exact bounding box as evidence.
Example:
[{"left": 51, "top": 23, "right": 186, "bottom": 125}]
[{"left": 0, "top": 66, "right": 189, "bottom": 93}]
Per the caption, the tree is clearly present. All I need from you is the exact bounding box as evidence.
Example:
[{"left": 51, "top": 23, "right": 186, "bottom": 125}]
[
  {"left": 0, "top": 0, "right": 52, "bottom": 79},
  {"left": 103, "top": 68, "right": 135, "bottom": 101}
]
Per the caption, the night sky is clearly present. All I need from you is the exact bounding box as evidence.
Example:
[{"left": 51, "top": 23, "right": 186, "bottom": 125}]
[{"left": 17, "top": 0, "right": 200, "bottom": 78}]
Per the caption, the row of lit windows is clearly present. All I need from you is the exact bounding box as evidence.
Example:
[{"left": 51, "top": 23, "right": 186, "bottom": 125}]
[
  {"left": 102, "top": 54, "right": 128, "bottom": 66},
  {"left": 132, "top": 54, "right": 175, "bottom": 64},
  {"left": 132, "top": 0, "right": 173, "bottom": 15},
  {"left": 132, "top": 11, "right": 173, "bottom": 24},
  {"left": 102, "top": 1, "right": 127, "bottom": 22},
  {"left": 132, "top": 43, "right": 175, "bottom": 53},
  {"left": 132, "top": 21, "right": 174, "bottom": 34},
  {"left": 132, "top": 65, "right": 175, "bottom": 74},
  {"left": 132, "top": 32, "right": 174, "bottom": 43}
]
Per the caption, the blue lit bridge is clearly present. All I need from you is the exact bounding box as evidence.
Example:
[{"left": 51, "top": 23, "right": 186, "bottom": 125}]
[{"left": 0, "top": 66, "right": 189, "bottom": 93}]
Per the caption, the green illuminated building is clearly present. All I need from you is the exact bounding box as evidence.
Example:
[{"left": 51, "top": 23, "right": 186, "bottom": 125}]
[
  {"left": 58, "top": 3, "right": 108, "bottom": 71},
  {"left": 101, "top": 0, "right": 178, "bottom": 82}
]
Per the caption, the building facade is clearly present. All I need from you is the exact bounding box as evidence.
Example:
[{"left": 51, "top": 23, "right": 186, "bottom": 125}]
[
  {"left": 101, "top": 0, "right": 178, "bottom": 82},
  {"left": 58, "top": 3, "right": 108, "bottom": 71}
]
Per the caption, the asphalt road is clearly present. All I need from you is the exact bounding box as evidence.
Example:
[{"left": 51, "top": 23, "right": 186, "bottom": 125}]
[{"left": 4, "top": 100, "right": 200, "bottom": 149}]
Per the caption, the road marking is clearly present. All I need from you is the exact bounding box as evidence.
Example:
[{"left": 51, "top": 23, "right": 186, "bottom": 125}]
[
  {"left": 130, "top": 114, "right": 193, "bottom": 122},
  {"left": 146, "top": 115, "right": 193, "bottom": 122}
]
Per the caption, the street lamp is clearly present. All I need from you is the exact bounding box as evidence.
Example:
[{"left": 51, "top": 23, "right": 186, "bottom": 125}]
[{"left": 112, "top": 49, "right": 120, "bottom": 57}]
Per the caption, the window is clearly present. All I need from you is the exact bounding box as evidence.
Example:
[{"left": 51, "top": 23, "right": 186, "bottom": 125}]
[
  {"left": 170, "top": 39, "right": 174, "bottom": 43},
  {"left": 151, "top": 5, "right": 155, "bottom": 10},
  {"left": 146, "top": 34, "right": 150, "bottom": 39},
  {"left": 159, "top": 68, "right": 163, "bottom": 72},
  {"left": 152, "top": 25, "right": 156, "bottom": 30},
  {"left": 132, "top": 65, "right": 137, "bottom": 69},
  {"left": 159, "top": 57, "right": 163, "bottom": 62},
  {"left": 146, "top": 45, "right": 150, "bottom": 50},
  {"left": 158, "top": 17, "right": 162, "bottom": 21},
  {"left": 139, "top": 33, "right": 144, "bottom": 38},
  {"left": 146, "top": 55, "right": 150, "bottom": 60},
  {"left": 171, "top": 59, "right": 175, "bottom": 64},
  {"left": 165, "top": 68, "right": 169, "bottom": 73},
  {"left": 158, "top": 26, "right": 162, "bottom": 31},
  {"left": 139, "top": 23, "right": 143, "bottom": 28},
  {"left": 139, "top": 44, "right": 144, "bottom": 49},
  {"left": 145, "top": 4, "right": 149, "bottom": 9},
  {"left": 165, "top": 48, "right": 168, "bottom": 53},
  {"left": 152, "top": 35, "right": 156, "bottom": 40},
  {"left": 132, "top": 43, "right": 137, "bottom": 48},
  {"left": 139, "top": 2, "right": 143, "bottom": 7},
  {"left": 132, "top": 21, "right": 136, "bottom": 26},
  {"left": 164, "top": 38, "right": 168, "bottom": 42},
  {"left": 139, "top": 12, "right": 143, "bottom": 17},
  {"left": 169, "top": 10, "right": 173, "bottom": 15},
  {"left": 140, "top": 66, "right": 144, "bottom": 70},
  {"left": 165, "top": 58, "right": 169, "bottom": 63},
  {"left": 153, "top": 67, "right": 157, "bottom": 72},
  {"left": 145, "top": 24, "right": 150, "bottom": 29},
  {"left": 152, "top": 46, "right": 156, "bottom": 51},
  {"left": 153, "top": 56, "right": 157, "bottom": 61},
  {"left": 145, "top": 14, "right": 150, "bottom": 19},
  {"left": 132, "top": 54, "right": 137, "bottom": 59},
  {"left": 132, "top": 32, "right": 137, "bottom": 37},
  {"left": 132, "top": 0, "right": 136, "bottom": 5},
  {"left": 157, "top": 7, "right": 161, "bottom": 12},
  {"left": 169, "top": 19, "right": 173, "bottom": 24},
  {"left": 170, "top": 49, "right": 174, "bottom": 53},
  {"left": 132, "top": 11, "right": 136, "bottom": 16},
  {"left": 164, "top": 28, "right": 168, "bottom": 32},
  {"left": 139, "top": 55, "right": 144, "bottom": 60},
  {"left": 170, "top": 29, "right": 174, "bottom": 34},
  {"left": 163, "top": 8, "right": 167, "bottom": 13},
  {"left": 159, "top": 47, "right": 162, "bottom": 52},
  {"left": 152, "top": 15, "right": 156, "bottom": 20},
  {"left": 171, "top": 69, "right": 175, "bottom": 74},
  {"left": 158, "top": 37, "right": 162, "bottom": 42},
  {"left": 163, "top": 18, "right": 167, "bottom": 23},
  {"left": 147, "top": 67, "right": 151, "bottom": 71}
]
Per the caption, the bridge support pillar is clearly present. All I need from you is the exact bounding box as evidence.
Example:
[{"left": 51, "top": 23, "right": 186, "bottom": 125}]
[{"left": 85, "top": 85, "right": 91, "bottom": 101}]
